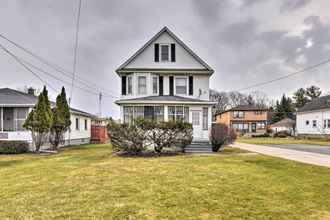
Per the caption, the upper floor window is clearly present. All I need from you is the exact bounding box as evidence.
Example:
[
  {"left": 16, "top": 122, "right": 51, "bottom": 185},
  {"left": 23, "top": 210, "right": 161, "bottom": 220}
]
[
  {"left": 255, "top": 111, "right": 262, "bottom": 115},
  {"left": 160, "top": 44, "right": 169, "bottom": 61},
  {"left": 233, "top": 111, "right": 244, "bottom": 119},
  {"left": 138, "top": 76, "right": 147, "bottom": 94},
  {"left": 175, "top": 77, "right": 187, "bottom": 95},
  {"left": 127, "top": 76, "right": 132, "bottom": 95},
  {"left": 152, "top": 76, "right": 158, "bottom": 94}
]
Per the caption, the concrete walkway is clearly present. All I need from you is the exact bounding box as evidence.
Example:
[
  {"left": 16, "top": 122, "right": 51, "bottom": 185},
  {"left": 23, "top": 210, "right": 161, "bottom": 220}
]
[{"left": 232, "top": 142, "right": 330, "bottom": 168}]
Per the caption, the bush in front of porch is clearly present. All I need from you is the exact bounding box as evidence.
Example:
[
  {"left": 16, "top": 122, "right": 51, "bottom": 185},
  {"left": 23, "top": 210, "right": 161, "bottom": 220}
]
[{"left": 107, "top": 118, "right": 193, "bottom": 155}]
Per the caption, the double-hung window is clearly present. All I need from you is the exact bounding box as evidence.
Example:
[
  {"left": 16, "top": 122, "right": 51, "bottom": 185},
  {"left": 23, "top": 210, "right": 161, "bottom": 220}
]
[
  {"left": 138, "top": 76, "right": 147, "bottom": 95},
  {"left": 175, "top": 78, "right": 187, "bottom": 95},
  {"left": 152, "top": 76, "right": 158, "bottom": 94},
  {"left": 312, "top": 120, "right": 317, "bottom": 128},
  {"left": 160, "top": 44, "right": 169, "bottom": 61},
  {"left": 233, "top": 111, "right": 244, "bottom": 119},
  {"left": 127, "top": 76, "right": 133, "bottom": 95},
  {"left": 75, "top": 118, "right": 80, "bottom": 130}
]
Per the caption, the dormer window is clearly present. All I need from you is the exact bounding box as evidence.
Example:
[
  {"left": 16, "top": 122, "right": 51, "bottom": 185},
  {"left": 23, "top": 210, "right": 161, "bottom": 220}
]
[{"left": 160, "top": 44, "right": 169, "bottom": 61}]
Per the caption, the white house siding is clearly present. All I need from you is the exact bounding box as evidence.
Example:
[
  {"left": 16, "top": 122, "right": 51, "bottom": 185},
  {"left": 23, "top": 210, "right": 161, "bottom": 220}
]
[
  {"left": 296, "top": 109, "right": 330, "bottom": 136},
  {"left": 125, "top": 31, "right": 204, "bottom": 69},
  {"left": 121, "top": 73, "right": 209, "bottom": 101},
  {"left": 64, "top": 114, "right": 91, "bottom": 145}
]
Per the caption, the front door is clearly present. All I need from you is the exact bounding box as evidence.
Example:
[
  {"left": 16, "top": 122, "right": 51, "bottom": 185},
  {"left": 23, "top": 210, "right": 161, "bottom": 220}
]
[
  {"left": 191, "top": 110, "right": 202, "bottom": 140},
  {"left": 251, "top": 123, "right": 256, "bottom": 133}
]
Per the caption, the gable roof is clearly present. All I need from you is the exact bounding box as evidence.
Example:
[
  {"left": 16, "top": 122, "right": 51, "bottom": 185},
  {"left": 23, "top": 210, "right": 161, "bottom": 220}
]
[
  {"left": 115, "top": 95, "right": 216, "bottom": 105},
  {"left": 271, "top": 118, "right": 295, "bottom": 128},
  {"left": 0, "top": 88, "right": 94, "bottom": 117},
  {"left": 116, "top": 26, "right": 214, "bottom": 74},
  {"left": 215, "top": 104, "right": 269, "bottom": 115},
  {"left": 298, "top": 95, "right": 330, "bottom": 112}
]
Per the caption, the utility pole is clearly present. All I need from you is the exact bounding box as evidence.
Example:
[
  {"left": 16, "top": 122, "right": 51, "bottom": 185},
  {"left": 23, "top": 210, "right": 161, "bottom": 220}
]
[{"left": 99, "top": 92, "right": 102, "bottom": 117}]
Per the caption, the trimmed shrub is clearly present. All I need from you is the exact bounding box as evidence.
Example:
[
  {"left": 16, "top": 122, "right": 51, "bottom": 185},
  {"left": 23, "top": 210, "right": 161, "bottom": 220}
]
[
  {"left": 0, "top": 141, "right": 29, "bottom": 154},
  {"left": 274, "top": 130, "right": 290, "bottom": 138},
  {"left": 136, "top": 119, "right": 193, "bottom": 153},
  {"left": 107, "top": 119, "right": 146, "bottom": 155},
  {"left": 211, "top": 124, "right": 237, "bottom": 152},
  {"left": 108, "top": 118, "right": 193, "bottom": 154}
]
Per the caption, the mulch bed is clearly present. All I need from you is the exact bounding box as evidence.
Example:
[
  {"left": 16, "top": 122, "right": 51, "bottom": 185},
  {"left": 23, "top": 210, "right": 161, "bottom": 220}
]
[{"left": 113, "top": 150, "right": 183, "bottom": 158}]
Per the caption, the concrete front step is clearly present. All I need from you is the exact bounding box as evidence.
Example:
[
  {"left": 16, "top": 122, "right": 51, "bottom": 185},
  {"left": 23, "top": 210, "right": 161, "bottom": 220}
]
[{"left": 185, "top": 142, "right": 213, "bottom": 153}]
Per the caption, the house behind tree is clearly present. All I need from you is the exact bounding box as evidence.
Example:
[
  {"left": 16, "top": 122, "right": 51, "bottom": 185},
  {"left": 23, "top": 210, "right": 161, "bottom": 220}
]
[
  {"left": 215, "top": 105, "right": 271, "bottom": 135},
  {"left": 0, "top": 88, "right": 93, "bottom": 150},
  {"left": 115, "top": 27, "right": 216, "bottom": 142}
]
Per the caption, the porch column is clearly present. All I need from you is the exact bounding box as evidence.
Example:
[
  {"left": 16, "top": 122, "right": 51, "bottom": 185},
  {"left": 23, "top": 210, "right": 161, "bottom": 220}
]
[{"left": 164, "top": 105, "right": 168, "bottom": 122}]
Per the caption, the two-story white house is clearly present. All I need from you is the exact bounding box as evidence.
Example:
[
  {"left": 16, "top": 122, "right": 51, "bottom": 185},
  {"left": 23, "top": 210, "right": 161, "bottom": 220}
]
[
  {"left": 296, "top": 95, "right": 330, "bottom": 138},
  {"left": 115, "top": 27, "right": 216, "bottom": 142}
]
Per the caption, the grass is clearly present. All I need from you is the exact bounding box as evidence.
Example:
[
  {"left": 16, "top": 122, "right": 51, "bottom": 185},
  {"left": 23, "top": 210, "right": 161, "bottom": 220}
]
[
  {"left": 237, "top": 137, "right": 330, "bottom": 146},
  {"left": 0, "top": 144, "right": 329, "bottom": 219}
]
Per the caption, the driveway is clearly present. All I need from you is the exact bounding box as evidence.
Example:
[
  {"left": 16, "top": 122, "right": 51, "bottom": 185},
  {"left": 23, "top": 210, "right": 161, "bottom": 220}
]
[
  {"left": 261, "top": 144, "right": 330, "bottom": 155},
  {"left": 233, "top": 142, "right": 330, "bottom": 168}
]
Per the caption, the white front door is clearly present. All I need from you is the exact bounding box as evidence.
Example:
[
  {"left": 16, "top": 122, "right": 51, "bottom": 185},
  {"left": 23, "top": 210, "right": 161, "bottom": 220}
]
[{"left": 191, "top": 110, "right": 202, "bottom": 140}]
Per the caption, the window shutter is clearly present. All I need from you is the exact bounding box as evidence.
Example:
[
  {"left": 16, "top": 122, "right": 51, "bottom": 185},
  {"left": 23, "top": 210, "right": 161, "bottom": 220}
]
[
  {"left": 189, "top": 76, "right": 193, "bottom": 95},
  {"left": 154, "top": 43, "right": 159, "bottom": 62},
  {"left": 121, "top": 75, "right": 127, "bottom": 95},
  {"left": 169, "top": 76, "right": 174, "bottom": 96},
  {"left": 159, "top": 76, "right": 163, "bottom": 96},
  {"left": 171, "top": 44, "right": 176, "bottom": 62}
]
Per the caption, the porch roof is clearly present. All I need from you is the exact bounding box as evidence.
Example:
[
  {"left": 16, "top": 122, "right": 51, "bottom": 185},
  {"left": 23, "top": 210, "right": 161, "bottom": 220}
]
[
  {"left": 0, "top": 88, "right": 95, "bottom": 117},
  {"left": 115, "top": 95, "right": 216, "bottom": 105}
]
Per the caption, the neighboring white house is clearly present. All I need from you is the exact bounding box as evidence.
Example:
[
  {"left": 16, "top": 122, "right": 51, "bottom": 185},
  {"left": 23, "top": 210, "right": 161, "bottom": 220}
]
[
  {"left": 270, "top": 117, "right": 295, "bottom": 135},
  {"left": 115, "top": 27, "right": 216, "bottom": 142},
  {"left": 0, "top": 88, "right": 93, "bottom": 150},
  {"left": 296, "top": 95, "right": 330, "bottom": 138}
]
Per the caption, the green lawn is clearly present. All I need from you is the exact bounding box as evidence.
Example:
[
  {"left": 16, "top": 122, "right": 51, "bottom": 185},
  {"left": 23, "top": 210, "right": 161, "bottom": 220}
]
[
  {"left": 237, "top": 137, "right": 330, "bottom": 146},
  {"left": 0, "top": 144, "right": 330, "bottom": 219}
]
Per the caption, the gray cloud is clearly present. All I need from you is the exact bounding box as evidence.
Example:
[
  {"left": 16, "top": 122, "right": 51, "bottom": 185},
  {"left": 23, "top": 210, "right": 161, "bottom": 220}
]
[
  {"left": 281, "top": 0, "right": 311, "bottom": 11},
  {"left": 0, "top": 0, "right": 330, "bottom": 118}
]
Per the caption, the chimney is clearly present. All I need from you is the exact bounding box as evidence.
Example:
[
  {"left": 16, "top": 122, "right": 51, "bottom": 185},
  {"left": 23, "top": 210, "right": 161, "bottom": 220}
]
[{"left": 27, "top": 87, "right": 35, "bottom": 96}]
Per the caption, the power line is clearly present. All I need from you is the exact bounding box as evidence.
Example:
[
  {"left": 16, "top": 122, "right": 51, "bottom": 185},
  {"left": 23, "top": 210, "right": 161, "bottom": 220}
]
[
  {"left": 0, "top": 33, "right": 120, "bottom": 96},
  {"left": 0, "top": 43, "right": 58, "bottom": 92},
  {"left": 236, "top": 58, "right": 330, "bottom": 92}
]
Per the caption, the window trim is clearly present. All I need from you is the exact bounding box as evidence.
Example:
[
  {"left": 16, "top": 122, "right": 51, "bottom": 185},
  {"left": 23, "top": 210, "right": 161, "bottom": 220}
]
[
  {"left": 174, "top": 76, "right": 188, "bottom": 95},
  {"left": 233, "top": 111, "right": 244, "bottom": 119}
]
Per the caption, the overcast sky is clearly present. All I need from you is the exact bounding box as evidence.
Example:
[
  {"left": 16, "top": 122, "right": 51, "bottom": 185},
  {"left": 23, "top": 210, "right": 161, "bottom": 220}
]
[{"left": 1, "top": 0, "right": 330, "bottom": 118}]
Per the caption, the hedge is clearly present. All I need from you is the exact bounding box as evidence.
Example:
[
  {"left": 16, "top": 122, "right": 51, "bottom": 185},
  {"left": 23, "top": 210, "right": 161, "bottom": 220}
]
[{"left": 0, "top": 141, "right": 30, "bottom": 154}]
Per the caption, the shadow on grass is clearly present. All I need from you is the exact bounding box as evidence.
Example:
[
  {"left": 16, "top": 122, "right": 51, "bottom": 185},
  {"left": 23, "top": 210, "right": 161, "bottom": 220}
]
[{"left": 0, "top": 160, "right": 25, "bottom": 168}]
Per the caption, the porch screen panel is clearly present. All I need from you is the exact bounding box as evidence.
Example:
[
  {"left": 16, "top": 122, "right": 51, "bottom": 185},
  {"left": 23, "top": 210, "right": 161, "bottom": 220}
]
[
  {"left": 144, "top": 106, "right": 154, "bottom": 121},
  {"left": 3, "top": 108, "right": 14, "bottom": 131},
  {"left": 155, "top": 106, "right": 164, "bottom": 122},
  {"left": 168, "top": 106, "right": 175, "bottom": 121},
  {"left": 124, "top": 106, "right": 133, "bottom": 124},
  {"left": 134, "top": 106, "right": 144, "bottom": 120},
  {"left": 202, "top": 107, "right": 208, "bottom": 130},
  {"left": 15, "top": 108, "right": 28, "bottom": 131}
]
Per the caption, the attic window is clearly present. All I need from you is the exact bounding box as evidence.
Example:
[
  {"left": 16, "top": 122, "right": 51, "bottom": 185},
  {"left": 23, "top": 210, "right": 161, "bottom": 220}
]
[{"left": 160, "top": 44, "right": 169, "bottom": 61}]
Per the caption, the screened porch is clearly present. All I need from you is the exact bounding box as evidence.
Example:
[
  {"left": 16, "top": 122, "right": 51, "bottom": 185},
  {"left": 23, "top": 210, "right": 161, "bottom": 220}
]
[{"left": 0, "top": 107, "right": 29, "bottom": 132}]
